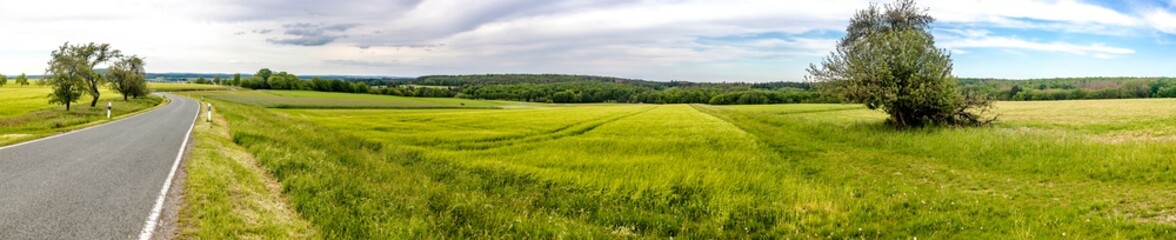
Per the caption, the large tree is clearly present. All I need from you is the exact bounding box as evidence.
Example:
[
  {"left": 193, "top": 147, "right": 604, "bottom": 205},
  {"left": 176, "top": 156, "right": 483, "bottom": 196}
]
[
  {"left": 256, "top": 68, "right": 273, "bottom": 89},
  {"left": 807, "top": 0, "right": 991, "bottom": 128},
  {"left": 56, "top": 42, "right": 122, "bottom": 107},
  {"left": 44, "top": 43, "right": 89, "bottom": 110},
  {"left": 108, "top": 55, "right": 148, "bottom": 100}
]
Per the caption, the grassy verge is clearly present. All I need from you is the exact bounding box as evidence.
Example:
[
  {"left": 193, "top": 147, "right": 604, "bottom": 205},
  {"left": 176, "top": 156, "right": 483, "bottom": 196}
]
[
  {"left": 0, "top": 84, "right": 163, "bottom": 146},
  {"left": 177, "top": 99, "right": 317, "bottom": 239}
]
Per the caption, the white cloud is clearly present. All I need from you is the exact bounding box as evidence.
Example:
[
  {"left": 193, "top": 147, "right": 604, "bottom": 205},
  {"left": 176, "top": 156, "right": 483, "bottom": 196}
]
[
  {"left": 926, "top": 0, "right": 1139, "bottom": 27},
  {"left": 0, "top": 0, "right": 1166, "bottom": 81},
  {"left": 1144, "top": 9, "right": 1176, "bottom": 34},
  {"left": 941, "top": 35, "right": 1134, "bottom": 57}
]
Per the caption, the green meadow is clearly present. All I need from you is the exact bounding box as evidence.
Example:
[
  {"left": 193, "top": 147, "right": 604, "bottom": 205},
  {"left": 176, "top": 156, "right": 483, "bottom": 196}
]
[
  {"left": 0, "top": 83, "right": 161, "bottom": 146},
  {"left": 183, "top": 89, "right": 1176, "bottom": 239},
  {"left": 147, "top": 82, "right": 231, "bottom": 92},
  {"left": 198, "top": 90, "right": 511, "bottom": 109}
]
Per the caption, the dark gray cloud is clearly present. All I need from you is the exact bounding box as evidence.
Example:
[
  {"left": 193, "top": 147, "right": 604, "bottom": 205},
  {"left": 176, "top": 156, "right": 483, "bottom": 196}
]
[{"left": 265, "top": 23, "right": 356, "bottom": 46}]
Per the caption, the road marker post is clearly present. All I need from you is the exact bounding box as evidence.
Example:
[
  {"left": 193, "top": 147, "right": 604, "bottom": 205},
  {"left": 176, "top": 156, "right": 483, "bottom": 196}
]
[
  {"left": 206, "top": 103, "right": 213, "bottom": 122},
  {"left": 106, "top": 101, "right": 112, "bottom": 119}
]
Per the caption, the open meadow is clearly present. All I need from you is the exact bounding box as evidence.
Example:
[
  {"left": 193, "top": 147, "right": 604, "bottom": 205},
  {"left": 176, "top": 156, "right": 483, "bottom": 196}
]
[
  {"left": 0, "top": 83, "right": 161, "bottom": 146},
  {"left": 184, "top": 90, "right": 1176, "bottom": 238},
  {"left": 147, "top": 82, "right": 231, "bottom": 92}
]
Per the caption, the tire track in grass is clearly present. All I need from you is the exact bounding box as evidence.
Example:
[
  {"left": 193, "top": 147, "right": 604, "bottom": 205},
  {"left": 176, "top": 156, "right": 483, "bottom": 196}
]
[{"left": 443, "top": 106, "right": 658, "bottom": 151}]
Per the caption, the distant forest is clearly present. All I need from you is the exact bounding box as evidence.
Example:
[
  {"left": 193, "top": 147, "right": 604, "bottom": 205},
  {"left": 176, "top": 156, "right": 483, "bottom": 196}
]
[
  {"left": 396, "top": 74, "right": 838, "bottom": 104},
  {"left": 182, "top": 71, "right": 1176, "bottom": 104},
  {"left": 960, "top": 77, "right": 1176, "bottom": 101}
]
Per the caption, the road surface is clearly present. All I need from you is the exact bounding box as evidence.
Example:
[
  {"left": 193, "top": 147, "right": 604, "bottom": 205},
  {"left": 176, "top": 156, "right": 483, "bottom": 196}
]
[{"left": 0, "top": 93, "right": 198, "bottom": 239}]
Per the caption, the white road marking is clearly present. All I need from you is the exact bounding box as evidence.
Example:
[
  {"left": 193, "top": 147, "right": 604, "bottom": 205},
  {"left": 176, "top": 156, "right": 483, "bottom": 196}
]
[{"left": 138, "top": 97, "right": 199, "bottom": 240}]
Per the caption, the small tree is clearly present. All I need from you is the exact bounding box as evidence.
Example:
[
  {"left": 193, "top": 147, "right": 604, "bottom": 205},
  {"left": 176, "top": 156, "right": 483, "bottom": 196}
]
[
  {"left": 213, "top": 76, "right": 223, "bottom": 85},
  {"left": 44, "top": 43, "right": 88, "bottom": 110},
  {"left": 807, "top": 0, "right": 992, "bottom": 128},
  {"left": 16, "top": 73, "right": 29, "bottom": 86},
  {"left": 108, "top": 55, "right": 148, "bottom": 100},
  {"left": 0, "top": 74, "right": 7, "bottom": 87},
  {"left": 232, "top": 73, "right": 242, "bottom": 86}
]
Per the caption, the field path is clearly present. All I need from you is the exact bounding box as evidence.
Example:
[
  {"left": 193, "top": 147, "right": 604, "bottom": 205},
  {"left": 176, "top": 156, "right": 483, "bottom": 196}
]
[{"left": 0, "top": 93, "right": 198, "bottom": 239}]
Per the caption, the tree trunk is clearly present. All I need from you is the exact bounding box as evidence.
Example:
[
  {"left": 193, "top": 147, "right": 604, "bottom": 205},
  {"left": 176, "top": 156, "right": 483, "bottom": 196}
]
[
  {"left": 66, "top": 101, "right": 71, "bottom": 111},
  {"left": 89, "top": 84, "right": 100, "bottom": 107},
  {"left": 124, "top": 94, "right": 128, "bottom": 101}
]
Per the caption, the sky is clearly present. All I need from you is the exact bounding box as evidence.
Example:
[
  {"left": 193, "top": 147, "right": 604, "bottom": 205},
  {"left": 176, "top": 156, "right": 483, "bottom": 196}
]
[{"left": 0, "top": 0, "right": 1174, "bottom": 82}]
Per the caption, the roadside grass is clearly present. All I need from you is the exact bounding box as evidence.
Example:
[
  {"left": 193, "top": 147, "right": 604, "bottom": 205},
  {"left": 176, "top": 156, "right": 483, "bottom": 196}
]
[
  {"left": 195, "top": 90, "right": 1176, "bottom": 238},
  {"left": 0, "top": 84, "right": 162, "bottom": 146},
  {"left": 178, "top": 100, "right": 317, "bottom": 239},
  {"left": 198, "top": 90, "right": 510, "bottom": 109},
  {"left": 149, "top": 82, "right": 231, "bottom": 92}
]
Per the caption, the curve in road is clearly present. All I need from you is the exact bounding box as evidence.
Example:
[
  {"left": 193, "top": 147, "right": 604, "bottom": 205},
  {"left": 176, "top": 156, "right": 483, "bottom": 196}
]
[{"left": 0, "top": 93, "right": 198, "bottom": 239}]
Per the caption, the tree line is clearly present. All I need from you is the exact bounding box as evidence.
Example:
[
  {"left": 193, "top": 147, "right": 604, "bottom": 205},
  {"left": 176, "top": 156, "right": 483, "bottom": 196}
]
[
  {"left": 960, "top": 77, "right": 1176, "bottom": 101},
  {"left": 43, "top": 42, "right": 148, "bottom": 110},
  {"left": 401, "top": 74, "right": 836, "bottom": 104}
]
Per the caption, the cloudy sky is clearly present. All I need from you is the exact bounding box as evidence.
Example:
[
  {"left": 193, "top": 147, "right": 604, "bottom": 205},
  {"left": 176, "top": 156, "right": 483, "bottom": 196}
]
[{"left": 0, "top": 0, "right": 1174, "bottom": 82}]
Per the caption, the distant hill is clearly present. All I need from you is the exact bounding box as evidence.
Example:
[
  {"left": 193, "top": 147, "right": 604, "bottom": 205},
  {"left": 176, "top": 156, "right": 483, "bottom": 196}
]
[{"left": 144, "top": 73, "right": 413, "bottom": 82}]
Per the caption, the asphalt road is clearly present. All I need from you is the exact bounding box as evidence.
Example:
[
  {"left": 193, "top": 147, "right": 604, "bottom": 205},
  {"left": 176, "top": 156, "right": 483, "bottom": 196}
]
[{"left": 0, "top": 93, "right": 198, "bottom": 239}]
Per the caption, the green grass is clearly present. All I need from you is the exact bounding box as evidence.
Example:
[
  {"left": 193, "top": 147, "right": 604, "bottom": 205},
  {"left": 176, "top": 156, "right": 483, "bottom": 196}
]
[
  {"left": 0, "top": 83, "right": 162, "bottom": 146},
  {"left": 194, "top": 89, "right": 1176, "bottom": 238},
  {"left": 197, "top": 90, "right": 512, "bottom": 109},
  {"left": 149, "top": 82, "right": 231, "bottom": 92},
  {"left": 179, "top": 101, "right": 318, "bottom": 239}
]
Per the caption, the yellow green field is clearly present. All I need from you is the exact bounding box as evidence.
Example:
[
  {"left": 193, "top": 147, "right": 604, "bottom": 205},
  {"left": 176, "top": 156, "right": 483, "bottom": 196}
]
[
  {"left": 147, "top": 82, "right": 231, "bottom": 92},
  {"left": 0, "top": 83, "right": 161, "bottom": 146},
  {"left": 198, "top": 90, "right": 514, "bottom": 108},
  {"left": 183, "top": 89, "right": 1176, "bottom": 238}
]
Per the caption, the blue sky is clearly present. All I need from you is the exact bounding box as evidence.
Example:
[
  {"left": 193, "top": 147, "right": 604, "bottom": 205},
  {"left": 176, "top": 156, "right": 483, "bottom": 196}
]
[{"left": 0, "top": 0, "right": 1174, "bottom": 82}]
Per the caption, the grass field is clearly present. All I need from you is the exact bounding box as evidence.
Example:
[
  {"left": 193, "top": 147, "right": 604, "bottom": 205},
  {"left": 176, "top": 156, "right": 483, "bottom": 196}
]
[
  {"left": 197, "top": 90, "right": 512, "bottom": 108},
  {"left": 179, "top": 101, "right": 317, "bottom": 239},
  {"left": 188, "top": 89, "right": 1176, "bottom": 238},
  {"left": 0, "top": 84, "right": 162, "bottom": 146},
  {"left": 148, "top": 82, "right": 231, "bottom": 92}
]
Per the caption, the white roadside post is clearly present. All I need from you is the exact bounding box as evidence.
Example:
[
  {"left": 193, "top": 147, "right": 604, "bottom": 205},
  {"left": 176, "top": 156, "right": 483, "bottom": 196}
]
[
  {"left": 206, "top": 103, "right": 213, "bottom": 122},
  {"left": 106, "top": 101, "right": 112, "bottom": 119}
]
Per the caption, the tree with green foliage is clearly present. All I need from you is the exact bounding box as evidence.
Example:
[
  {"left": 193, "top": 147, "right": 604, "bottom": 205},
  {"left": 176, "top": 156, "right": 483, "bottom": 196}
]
[
  {"left": 214, "top": 76, "right": 223, "bottom": 85},
  {"left": 806, "top": 0, "right": 991, "bottom": 128},
  {"left": 15, "top": 73, "right": 29, "bottom": 86},
  {"left": 44, "top": 43, "right": 89, "bottom": 110},
  {"left": 108, "top": 55, "right": 148, "bottom": 100},
  {"left": 60, "top": 42, "right": 123, "bottom": 107},
  {"left": 0, "top": 74, "right": 7, "bottom": 87},
  {"left": 232, "top": 73, "right": 242, "bottom": 86},
  {"left": 256, "top": 68, "right": 273, "bottom": 89}
]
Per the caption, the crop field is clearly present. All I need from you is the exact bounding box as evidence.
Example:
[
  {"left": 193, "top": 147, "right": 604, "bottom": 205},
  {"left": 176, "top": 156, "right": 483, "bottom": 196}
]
[
  {"left": 148, "top": 82, "right": 230, "bottom": 92},
  {"left": 198, "top": 90, "right": 511, "bottom": 109},
  {"left": 0, "top": 84, "right": 161, "bottom": 146},
  {"left": 191, "top": 89, "right": 1176, "bottom": 238}
]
